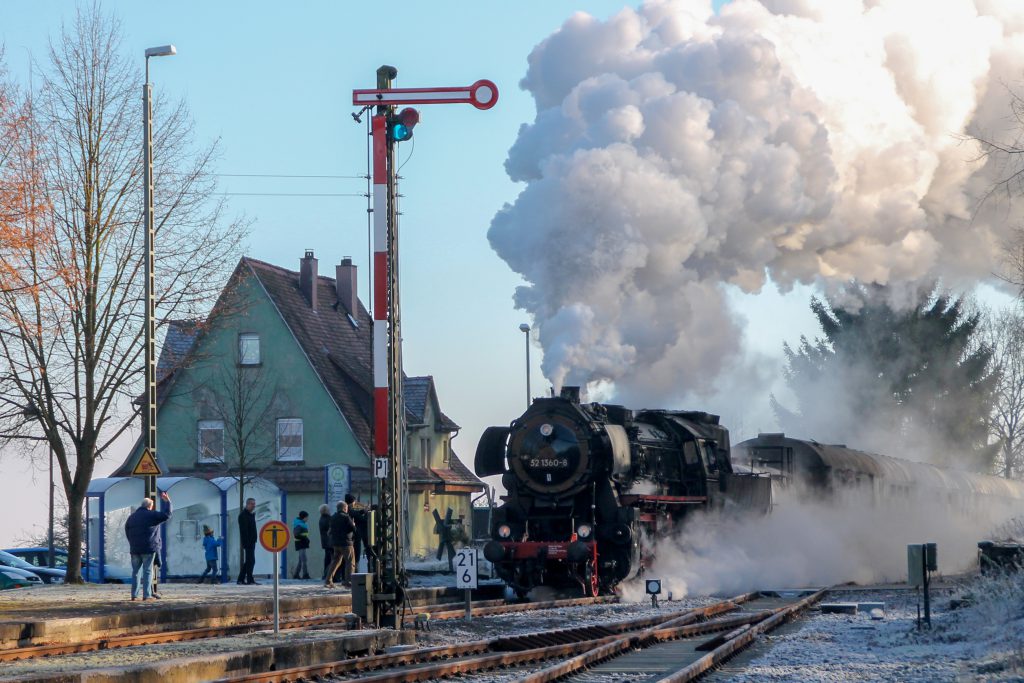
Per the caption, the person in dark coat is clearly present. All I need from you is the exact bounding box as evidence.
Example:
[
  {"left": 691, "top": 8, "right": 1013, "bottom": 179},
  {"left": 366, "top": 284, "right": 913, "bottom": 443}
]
[
  {"left": 237, "top": 497, "right": 258, "bottom": 585},
  {"left": 324, "top": 501, "right": 355, "bottom": 588},
  {"left": 318, "top": 504, "right": 334, "bottom": 580},
  {"left": 124, "top": 492, "right": 172, "bottom": 601},
  {"left": 344, "top": 494, "right": 367, "bottom": 570}
]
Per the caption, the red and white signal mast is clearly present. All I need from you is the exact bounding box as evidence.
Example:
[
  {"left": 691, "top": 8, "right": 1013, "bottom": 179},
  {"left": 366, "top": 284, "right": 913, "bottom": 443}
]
[{"left": 353, "top": 66, "right": 497, "bottom": 628}]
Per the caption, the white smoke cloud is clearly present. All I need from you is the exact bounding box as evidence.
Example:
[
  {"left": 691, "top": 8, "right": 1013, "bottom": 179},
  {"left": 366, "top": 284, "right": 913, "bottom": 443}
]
[
  {"left": 618, "top": 483, "right": 1020, "bottom": 600},
  {"left": 489, "top": 0, "right": 1024, "bottom": 401}
]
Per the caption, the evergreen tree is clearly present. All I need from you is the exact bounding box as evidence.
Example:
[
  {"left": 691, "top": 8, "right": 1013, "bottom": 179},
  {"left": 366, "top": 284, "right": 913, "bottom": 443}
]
[{"left": 772, "top": 284, "right": 998, "bottom": 471}]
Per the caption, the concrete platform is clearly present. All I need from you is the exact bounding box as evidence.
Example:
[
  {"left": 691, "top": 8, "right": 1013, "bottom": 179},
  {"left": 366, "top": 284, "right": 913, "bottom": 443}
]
[
  {"left": 0, "top": 627, "right": 415, "bottom": 682},
  {"left": 0, "top": 582, "right": 501, "bottom": 648}
]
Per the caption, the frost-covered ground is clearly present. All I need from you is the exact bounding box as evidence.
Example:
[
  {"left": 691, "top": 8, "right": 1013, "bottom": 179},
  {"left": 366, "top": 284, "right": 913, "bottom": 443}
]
[
  {"left": 727, "top": 573, "right": 1024, "bottom": 682},
  {"left": 418, "top": 596, "right": 717, "bottom": 646}
]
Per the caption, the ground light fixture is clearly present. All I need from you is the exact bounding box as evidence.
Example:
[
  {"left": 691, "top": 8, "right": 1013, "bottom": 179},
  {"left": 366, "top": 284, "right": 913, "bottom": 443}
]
[{"left": 646, "top": 578, "right": 662, "bottom": 607}]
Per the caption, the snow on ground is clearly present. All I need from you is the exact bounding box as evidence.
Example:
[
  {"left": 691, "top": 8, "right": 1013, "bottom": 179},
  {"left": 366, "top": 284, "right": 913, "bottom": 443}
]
[
  {"left": 0, "top": 626, "right": 362, "bottom": 680},
  {"left": 728, "top": 573, "right": 1024, "bottom": 682},
  {"left": 0, "top": 572, "right": 477, "bottom": 617}
]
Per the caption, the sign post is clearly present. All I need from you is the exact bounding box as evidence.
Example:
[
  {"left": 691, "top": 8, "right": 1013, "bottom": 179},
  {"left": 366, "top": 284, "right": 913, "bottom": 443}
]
[
  {"left": 131, "top": 448, "right": 162, "bottom": 503},
  {"left": 260, "top": 520, "right": 290, "bottom": 633},
  {"left": 455, "top": 547, "right": 478, "bottom": 621},
  {"left": 325, "top": 464, "right": 351, "bottom": 505},
  {"left": 354, "top": 66, "right": 497, "bottom": 629}
]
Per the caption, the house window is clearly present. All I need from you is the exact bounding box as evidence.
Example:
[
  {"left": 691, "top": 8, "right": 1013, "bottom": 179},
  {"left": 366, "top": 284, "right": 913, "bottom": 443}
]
[
  {"left": 443, "top": 438, "right": 451, "bottom": 464},
  {"left": 276, "top": 418, "right": 303, "bottom": 461},
  {"left": 420, "top": 437, "right": 430, "bottom": 468},
  {"left": 198, "top": 420, "right": 225, "bottom": 463},
  {"left": 239, "top": 333, "right": 260, "bottom": 365}
]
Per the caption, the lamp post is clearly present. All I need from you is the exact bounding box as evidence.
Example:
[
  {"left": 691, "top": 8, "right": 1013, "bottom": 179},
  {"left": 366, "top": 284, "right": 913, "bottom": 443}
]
[
  {"left": 142, "top": 45, "right": 175, "bottom": 502},
  {"left": 519, "top": 323, "right": 531, "bottom": 408}
]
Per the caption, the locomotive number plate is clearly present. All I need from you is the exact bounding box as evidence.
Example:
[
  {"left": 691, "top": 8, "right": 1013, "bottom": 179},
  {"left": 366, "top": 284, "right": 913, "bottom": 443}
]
[{"left": 529, "top": 458, "right": 569, "bottom": 468}]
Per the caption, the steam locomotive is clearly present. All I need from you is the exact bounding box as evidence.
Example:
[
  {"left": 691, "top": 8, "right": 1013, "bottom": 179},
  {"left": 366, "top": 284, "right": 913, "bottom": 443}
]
[{"left": 476, "top": 387, "right": 772, "bottom": 597}]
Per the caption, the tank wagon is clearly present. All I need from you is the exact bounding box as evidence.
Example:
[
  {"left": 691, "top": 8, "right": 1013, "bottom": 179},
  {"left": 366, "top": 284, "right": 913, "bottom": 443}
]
[{"left": 476, "top": 387, "right": 772, "bottom": 597}]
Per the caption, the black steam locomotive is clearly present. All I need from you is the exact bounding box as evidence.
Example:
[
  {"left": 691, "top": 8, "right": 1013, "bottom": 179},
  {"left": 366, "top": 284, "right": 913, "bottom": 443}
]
[{"left": 476, "top": 387, "right": 772, "bottom": 597}]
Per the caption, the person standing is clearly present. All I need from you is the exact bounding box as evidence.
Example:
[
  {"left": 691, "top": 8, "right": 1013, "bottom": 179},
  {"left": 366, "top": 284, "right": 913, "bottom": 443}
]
[
  {"left": 237, "top": 497, "right": 258, "bottom": 585},
  {"left": 124, "top": 492, "right": 172, "bottom": 602},
  {"left": 324, "top": 501, "right": 355, "bottom": 588},
  {"left": 318, "top": 504, "right": 333, "bottom": 581},
  {"left": 199, "top": 526, "right": 223, "bottom": 584},
  {"left": 344, "top": 494, "right": 366, "bottom": 571},
  {"left": 292, "top": 511, "right": 311, "bottom": 579}
]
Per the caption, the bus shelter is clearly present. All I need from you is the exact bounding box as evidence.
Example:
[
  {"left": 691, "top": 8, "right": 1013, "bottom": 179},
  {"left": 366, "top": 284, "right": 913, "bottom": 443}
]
[
  {"left": 212, "top": 477, "right": 285, "bottom": 581},
  {"left": 156, "top": 477, "right": 223, "bottom": 581},
  {"left": 85, "top": 477, "right": 143, "bottom": 583}
]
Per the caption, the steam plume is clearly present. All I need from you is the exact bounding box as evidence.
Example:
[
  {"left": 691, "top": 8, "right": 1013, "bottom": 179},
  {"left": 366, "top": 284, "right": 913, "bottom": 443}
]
[{"left": 489, "top": 0, "right": 1024, "bottom": 400}]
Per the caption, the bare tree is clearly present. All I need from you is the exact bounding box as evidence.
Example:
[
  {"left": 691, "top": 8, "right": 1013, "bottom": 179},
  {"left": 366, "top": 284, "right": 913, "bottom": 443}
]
[
  {"left": 0, "top": 8, "right": 245, "bottom": 582},
  {"left": 194, "top": 361, "right": 281, "bottom": 569},
  {"left": 984, "top": 305, "right": 1024, "bottom": 479}
]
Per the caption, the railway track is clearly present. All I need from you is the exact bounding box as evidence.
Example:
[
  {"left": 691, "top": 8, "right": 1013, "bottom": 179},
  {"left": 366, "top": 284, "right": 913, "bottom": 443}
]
[
  {"left": 0, "top": 595, "right": 613, "bottom": 663},
  {"left": 213, "top": 593, "right": 760, "bottom": 683},
  {"left": 216, "top": 589, "right": 825, "bottom": 683}
]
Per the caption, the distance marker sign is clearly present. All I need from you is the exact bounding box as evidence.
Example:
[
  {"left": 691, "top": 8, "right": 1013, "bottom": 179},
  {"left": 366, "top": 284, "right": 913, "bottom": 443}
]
[{"left": 260, "top": 520, "right": 290, "bottom": 553}]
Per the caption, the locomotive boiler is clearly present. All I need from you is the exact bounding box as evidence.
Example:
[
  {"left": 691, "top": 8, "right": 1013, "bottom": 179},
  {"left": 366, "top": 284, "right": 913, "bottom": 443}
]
[{"left": 476, "top": 387, "right": 771, "bottom": 597}]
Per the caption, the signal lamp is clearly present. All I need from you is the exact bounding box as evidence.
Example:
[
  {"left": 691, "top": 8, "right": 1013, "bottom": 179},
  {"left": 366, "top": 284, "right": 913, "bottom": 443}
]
[
  {"left": 577, "top": 524, "right": 593, "bottom": 539},
  {"left": 498, "top": 524, "right": 512, "bottom": 539},
  {"left": 646, "top": 578, "right": 662, "bottom": 608},
  {"left": 388, "top": 107, "right": 420, "bottom": 142}
]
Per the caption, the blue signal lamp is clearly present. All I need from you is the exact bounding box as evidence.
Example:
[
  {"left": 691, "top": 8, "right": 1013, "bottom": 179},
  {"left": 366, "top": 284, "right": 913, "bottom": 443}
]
[{"left": 389, "top": 107, "right": 420, "bottom": 142}]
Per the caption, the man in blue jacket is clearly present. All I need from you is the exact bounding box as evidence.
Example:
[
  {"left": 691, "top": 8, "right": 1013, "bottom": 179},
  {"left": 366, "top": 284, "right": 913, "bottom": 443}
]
[{"left": 124, "top": 491, "right": 172, "bottom": 601}]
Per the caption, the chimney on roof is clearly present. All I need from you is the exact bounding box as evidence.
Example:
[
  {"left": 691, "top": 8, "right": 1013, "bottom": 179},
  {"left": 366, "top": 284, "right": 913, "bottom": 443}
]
[
  {"left": 300, "top": 250, "right": 318, "bottom": 309},
  {"left": 336, "top": 257, "right": 358, "bottom": 316}
]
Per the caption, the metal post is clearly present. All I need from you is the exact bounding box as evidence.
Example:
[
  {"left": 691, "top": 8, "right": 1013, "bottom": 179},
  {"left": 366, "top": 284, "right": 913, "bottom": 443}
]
[
  {"left": 922, "top": 550, "right": 931, "bottom": 628},
  {"left": 142, "top": 72, "right": 157, "bottom": 503},
  {"left": 465, "top": 588, "right": 472, "bottom": 621},
  {"left": 520, "top": 324, "right": 531, "bottom": 408},
  {"left": 47, "top": 445, "right": 54, "bottom": 568},
  {"left": 369, "top": 64, "right": 406, "bottom": 630},
  {"left": 273, "top": 551, "right": 280, "bottom": 633}
]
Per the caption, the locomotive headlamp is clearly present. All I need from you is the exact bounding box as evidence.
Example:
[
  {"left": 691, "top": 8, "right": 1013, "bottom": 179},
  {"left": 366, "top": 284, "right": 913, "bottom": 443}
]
[
  {"left": 539, "top": 423, "right": 554, "bottom": 437},
  {"left": 576, "top": 524, "right": 593, "bottom": 539},
  {"left": 498, "top": 524, "right": 512, "bottom": 539}
]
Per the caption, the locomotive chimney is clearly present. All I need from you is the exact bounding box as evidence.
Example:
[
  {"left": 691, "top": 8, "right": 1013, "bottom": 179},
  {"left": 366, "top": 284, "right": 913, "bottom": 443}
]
[{"left": 560, "top": 386, "right": 581, "bottom": 403}]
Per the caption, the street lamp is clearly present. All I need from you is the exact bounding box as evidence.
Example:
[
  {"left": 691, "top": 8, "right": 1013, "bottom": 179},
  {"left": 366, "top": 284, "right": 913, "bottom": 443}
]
[
  {"left": 519, "top": 323, "right": 531, "bottom": 409},
  {"left": 142, "top": 45, "right": 175, "bottom": 502}
]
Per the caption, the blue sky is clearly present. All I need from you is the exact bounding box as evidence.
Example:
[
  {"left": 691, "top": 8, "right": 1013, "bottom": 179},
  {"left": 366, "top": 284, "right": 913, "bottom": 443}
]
[{"left": 0, "top": 1, "right": 1009, "bottom": 546}]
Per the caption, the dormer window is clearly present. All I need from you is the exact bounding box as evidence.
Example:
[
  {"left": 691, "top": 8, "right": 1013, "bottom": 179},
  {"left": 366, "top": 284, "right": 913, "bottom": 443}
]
[{"left": 239, "top": 333, "right": 260, "bottom": 365}]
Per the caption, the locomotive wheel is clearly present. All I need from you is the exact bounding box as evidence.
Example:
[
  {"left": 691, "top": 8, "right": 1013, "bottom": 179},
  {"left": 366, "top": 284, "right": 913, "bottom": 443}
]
[{"left": 585, "top": 561, "right": 599, "bottom": 597}]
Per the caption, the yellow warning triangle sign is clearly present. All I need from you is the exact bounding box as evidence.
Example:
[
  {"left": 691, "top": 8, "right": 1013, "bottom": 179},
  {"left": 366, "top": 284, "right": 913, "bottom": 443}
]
[{"left": 132, "top": 448, "right": 162, "bottom": 476}]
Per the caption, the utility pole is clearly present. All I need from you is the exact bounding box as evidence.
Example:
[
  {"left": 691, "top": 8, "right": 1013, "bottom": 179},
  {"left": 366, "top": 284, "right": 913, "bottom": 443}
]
[
  {"left": 354, "top": 68, "right": 497, "bottom": 629},
  {"left": 140, "top": 45, "right": 175, "bottom": 501}
]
